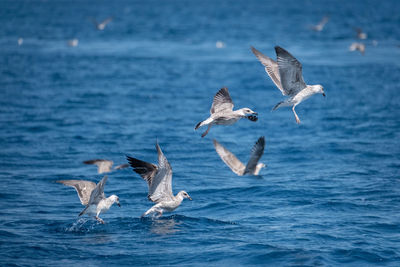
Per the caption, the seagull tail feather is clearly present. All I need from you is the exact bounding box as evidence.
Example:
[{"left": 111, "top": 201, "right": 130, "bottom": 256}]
[
  {"left": 195, "top": 120, "right": 203, "bottom": 130},
  {"left": 272, "top": 101, "right": 284, "bottom": 111}
]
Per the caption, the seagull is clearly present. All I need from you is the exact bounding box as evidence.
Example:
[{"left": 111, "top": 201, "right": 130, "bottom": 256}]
[
  {"left": 83, "top": 159, "right": 129, "bottom": 174},
  {"left": 213, "top": 137, "right": 266, "bottom": 176},
  {"left": 126, "top": 142, "right": 192, "bottom": 218},
  {"left": 91, "top": 17, "right": 113, "bottom": 31},
  {"left": 311, "top": 16, "right": 329, "bottom": 32},
  {"left": 57, "top": 176, "right": 121, "bottom": 224},
  {"left": 349, "top": 42, "right": 365, "bottom": 55},
  {"left": 355, "top": 27, "right": 367, "bottom": 40},
  {"left": 195, "top": 87, "right": 258, "bottom": 137},
  {"left": 68, "top": 38, "right": 78, "bottom": 47},
  {"left": 251, "top": 46, "right": 325, "bottom": 124},
  {"left": 17, "top": 38, "right": 23, "bottom": 46}
]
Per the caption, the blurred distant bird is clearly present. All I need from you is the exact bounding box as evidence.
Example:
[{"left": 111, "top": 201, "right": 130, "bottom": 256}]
[
  {"left": 83, "top": 159, "right": 129, "bottom": 174},
  {"left": 126, "top": 142, "right": 192, "bottom": 218},
  {"left": 17, "top": 38, "right": 23, "bottom": 46},
  {"left": 251, "top": 46, "right": 325, "bottom": 124},
  {"left": 311, "top": 16, "right": 329, "bottom": 32},
  {"left": 195, "top": 87, "right": 258, "bottom": 137},
  {"left": 355, "top": 28, "right": 367, "bottom": 40},
  {"left": 213, "top": 137, "right": 266, "bottom": 176},
  {"left": 216, "top": 41, "right": 226, "bottom": 48},
  {"left": 349, "top": 42, "right": 365, "bottom": 55},
  {"left": 91, "top": 17, "right": 113, "bottom": 31},
  {"left": 57, "top": 176, "right": 121, "bottom": 224},
  {"left": 68, "top": 38, "right": 79, "bottom": 47}
]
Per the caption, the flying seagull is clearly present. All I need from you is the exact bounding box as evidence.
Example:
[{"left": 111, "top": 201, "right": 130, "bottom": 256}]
[
  {"left": 83, "top": 159, "right": 129, "bottom": 174},
  {"left": 311, "top": 16, "right": 329, "bottom": 32},
  {"left": 57, "top": 176, "right": 120, "bottom": 224},
  {"left": 126, "top": 142, "right": 192, "bottom": 218},
  {"left": 251, "top": 46, "right": 325, "bottom": 124},
  {"left": 349, "top": 42, "right": 365, "bottom": 55},
  {"left": 195, "top": 87, "right": 258, "bottom": 137},
  {"left": 91, "top": 17, "right": 113, "bottom": 31},
  {"left": 213, "top": 137, "right": 266, "bottom": 176}
]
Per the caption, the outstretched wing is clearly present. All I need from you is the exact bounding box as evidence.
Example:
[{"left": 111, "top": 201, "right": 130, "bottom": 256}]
[
  {"left": 114, "top": 163, "right": 129, "bottom": 170},
  {"left": 56, "top": 180, "right": 96, "bottom": 205},
  {"left": 213, "top": 139, "right": 245, "bottom": 175},
  {"left": 244, "top": 137, "right": 265, "bottom": 175},
  {"left": 251, "top": 46, "right": 285, "bottom": 94},
  {"left": 87, "top": 175, "right": 108, "bottom": 205},
  {"left": 126, "top": 155, "right": 158, "bottom": 186},
  {"left": 83, "top": 159, "right": 113, "bottom": 174},
  {"left": 210, "top": 87, "right": 234, "bottom": 114},
  {"left": 101, "top": 17, "right": 113, "bottom": 25},
  {"left": 126, "top": 142, "right": 173, "bottom": 203},
  {"left": 275, "top": 46, "right": 307, "bottom": 96}
]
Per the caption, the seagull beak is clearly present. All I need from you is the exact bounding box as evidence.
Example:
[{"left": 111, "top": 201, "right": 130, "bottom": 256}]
[
  {"left": 188, "top": 196, "right": 192, "bottom": 201},
  {"left": 253, "top": 112, "right": 258, "bottom": 115}
]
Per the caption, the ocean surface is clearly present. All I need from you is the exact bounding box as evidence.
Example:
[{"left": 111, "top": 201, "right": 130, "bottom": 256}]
[{"left": 1, "top": 0, "right": 400, "bottom": 266}]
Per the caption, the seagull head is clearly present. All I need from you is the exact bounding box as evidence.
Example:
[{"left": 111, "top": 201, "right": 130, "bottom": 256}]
[
  {"left": 179, "top": 191, "right": 192, "bottom": 201},
  {"left": 241, "top": 108, "right": 258, "bottom": 121},
  {"left": 313, "top": 85, "right": 325, "bottom": 97},
  {"left": 109, "top": 195, "right": 121, "bottom": 207}
]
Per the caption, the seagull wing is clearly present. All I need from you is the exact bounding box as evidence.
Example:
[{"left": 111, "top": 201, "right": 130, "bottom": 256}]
[
  {"left": 275, "top": 46, "right": 307, "bottom": 96},
  {"left": 244, "top": 136, "right": 265, "bottom": 175},
  {"left": 251, "top": 46, "right": 286, "bottom": 95},
  {"left": 83, "top": 159, "right": 113, "bottom": 174},
  {"left": 57, "top": 180, "right": 96, "bottom": 205},
  {"left": 114, "top": 163, "right": 130, "bottom": 170},
  {"left": 126, "top": 143, "right": 173, "bottom": 203},
  {"left": 213, "top": 139, "right": 245, "bottom": 175},
  {"left": 87, "top": 175, "right": 108, "bottom": 205},
  {"left": 319, "top": 16, "right": 329, "bottom": 27},
  {"left": 210, "top": 87, "right": 234, "bottom": 114},
  {"left": 101, "top": 17, "right": 113, "bottom": 25}
]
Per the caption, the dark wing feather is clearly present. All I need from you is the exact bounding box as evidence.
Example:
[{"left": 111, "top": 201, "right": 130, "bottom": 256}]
[
  {"left": 126, "top": 155, "right": 158, "bottom": 186},
  {"left": 244, "top": 137, "right": 265, "bottom": 175},
  {"left": 275, "top": 46, "right": 307, "bottom": 96}
]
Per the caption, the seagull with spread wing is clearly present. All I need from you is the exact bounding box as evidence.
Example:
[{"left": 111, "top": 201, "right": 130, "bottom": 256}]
[
  {"left": 91, "top": 17, "right": 113, "bottom": 31},
  {"left": 195, "top": 87, "right": 258, "bottom": 137},
  {"left": 56, "top": 176, "right": 121, "bottom": 224},
  {"left": 213, "top": 137, "right": 266, "bottom": 176},
  {"left": 126, "top": 142, "right": 192, "bottom": 218},
  {"left": 251, "top": 46, "right": 325, "bottom": 124},
  {"left": 311, "top": 16, "right": 329, "bottom": 32},
  {"left": 83, "top": 159, "right": 129, "bottom": 174}
]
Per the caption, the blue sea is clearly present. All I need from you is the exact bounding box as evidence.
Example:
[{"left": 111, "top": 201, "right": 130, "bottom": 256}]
[{"left": 1, "top": 0, "right": 400, "bottom": 266}]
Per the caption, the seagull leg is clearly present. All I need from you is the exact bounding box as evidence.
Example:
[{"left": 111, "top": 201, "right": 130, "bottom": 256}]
[
  {"left": 95, "top": 216, "right": 105, "bottom": 224},
  {"left": 201, "top": 124, "right": 212, "bottom": 138},
  {"left": 292, "top": 106, "right": 301, "bottom": 124}
]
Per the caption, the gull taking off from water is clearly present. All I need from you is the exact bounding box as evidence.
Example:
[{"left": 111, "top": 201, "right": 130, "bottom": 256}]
[
  {"left": 311, "top": 16, "right": 329, "bottom": 32},
  {"left": 213, "top": 136, "right": 266, "bottom": 176},
  {"left": 251, "top": 46, "right": 325, "bottom": 124},
  {"left": 195, "top": 87, "right": 258, "bottom": 137},
  {"left": 57, "top": 176, "right": 121, "bottom": 224},
  {"left": 126, "top": 142, "right": 192, "bottom": 218},
  {"left": 83, "top": 159, "right": 129, "bottom": 174}
]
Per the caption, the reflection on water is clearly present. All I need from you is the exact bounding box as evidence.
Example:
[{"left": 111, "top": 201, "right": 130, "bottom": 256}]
[{"left": 150, "top": 217, "right": 181, "bottom": 235}]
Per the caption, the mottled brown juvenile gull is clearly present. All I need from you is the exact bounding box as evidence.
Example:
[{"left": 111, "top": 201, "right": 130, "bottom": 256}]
[
  {"left": 251, "top": 46, "right": 325, "bottom": 124},
  {"left": 195, "top": 87, "right": 258, "bottom": 137},
  {"left": 126, "top": 142, "right": 192, "bottom": 218},
  {"left": 349, "top": 42, "right": 365, "bottom": 55},
  {"left": 83, "top": 159, "right": 129, "bottom": 174},
  {"left": 57, "top": 176, "right": 120, "bottom": 224},
  {"left": 213, "top": 137, "right": 266, "bottom": 176},
  {"left": 311, "top": 16, "right": 329, "bottom": 32}
]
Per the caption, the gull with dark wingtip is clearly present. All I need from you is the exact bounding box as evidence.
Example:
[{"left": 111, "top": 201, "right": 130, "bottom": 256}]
[
  {"left": 251, "top": 46, "right": 325, "bottom": 124},
  {"left": 213, "top": 137, "right": 266, "bottom": 176},
  {"left": 195, "top": 87, "right": 258, "bottom": 137},
  {"left": 56, "top": 176, "right": 121, "bottom": 224},
  {"left": 126, "top": 142, "right": 192, "bottom": 218}
]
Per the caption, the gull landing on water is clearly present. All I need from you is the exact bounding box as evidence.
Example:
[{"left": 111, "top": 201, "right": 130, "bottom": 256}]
[
  {"left": 83, "top": 159, "right": 129, "bottom": 174},
  {"left": 251, "top": 46, "right": 325, "bottom": 124},
  {"left": 195, "top": 87, "right": 258, "bottom": 137},
  {"left": 57, "top": 176, "right": 121, "bottom": 224},
  {"left": 213, "top": 137, "right": 266, "bottom": 176},
  {"left": 126, "top": 142, "right": 192, "bottom": 218}
]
